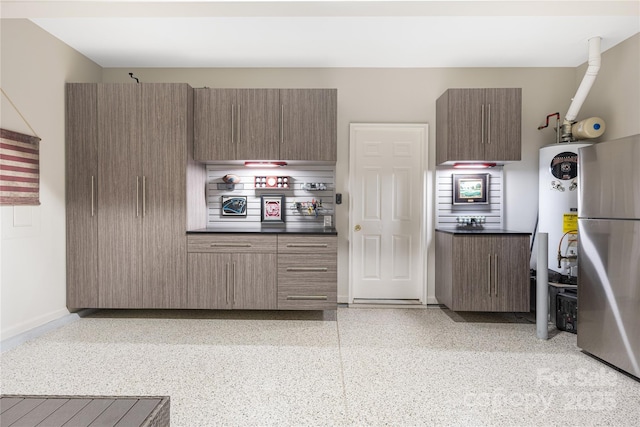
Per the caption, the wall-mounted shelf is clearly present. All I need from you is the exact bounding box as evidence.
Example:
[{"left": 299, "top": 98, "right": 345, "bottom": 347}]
[
  {"left": 255, "top": 176, "right": 290, "bottom": 189},
  {"left": 216, "top": 183, "right": 244, "bottom": 190},
  {"left": 301, "top": 182, "right": 328, "bottom": 191}
]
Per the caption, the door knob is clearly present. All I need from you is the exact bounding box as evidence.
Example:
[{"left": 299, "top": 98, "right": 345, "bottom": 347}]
[{"left": 354, "top": 224, "right": 361, "bottom": 232}]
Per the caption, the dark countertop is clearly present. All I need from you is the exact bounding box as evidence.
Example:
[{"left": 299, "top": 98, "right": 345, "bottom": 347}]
[
  {"left": 188, "top": 224, "right": 337, "bottom": 235},
  {"left": 436, "top": 227, "right": 531, "bottom": 235}
]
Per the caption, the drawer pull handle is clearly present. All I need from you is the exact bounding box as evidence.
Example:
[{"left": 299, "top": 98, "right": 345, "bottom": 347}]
[
  {"left": 286, "top": 295, "right": 328, "bottom": 300},
  {"left": 286, "top": 267, "right": 328, "bottom": 272},
  {"left": 286, "top": 244, "right": 328, "bottom": 248},
  {"left": 210, "top": 243, "right": 252, "bottom": 247}
]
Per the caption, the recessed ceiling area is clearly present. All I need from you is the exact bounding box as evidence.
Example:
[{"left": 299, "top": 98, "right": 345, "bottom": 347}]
[{"left": 3, "top": 1, "right": 639, "bottom": 68}]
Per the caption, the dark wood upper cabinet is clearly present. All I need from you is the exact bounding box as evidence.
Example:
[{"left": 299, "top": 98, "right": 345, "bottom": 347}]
[
  {"left": 436, "top": 88, "right": 521, "bottom": 165},
  {"left": 194, "top": 88, "right": 337, "bottom": 162},
  {"left": 236, "top": 89, "right": 280, "bottom": 160},
  {"left": 194, "top": 88, "right": 280, "bottom": 161},
  {"left": 280, "top": 89, "right": 337, "bottom": 162},
  {"left": 194, "top": 88, "right": 236, "bottom": 161}
]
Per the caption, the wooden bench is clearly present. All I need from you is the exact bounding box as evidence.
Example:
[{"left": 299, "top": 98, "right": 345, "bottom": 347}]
[{"left": 0, "top": 395, "right": 169, "bottom": 427}]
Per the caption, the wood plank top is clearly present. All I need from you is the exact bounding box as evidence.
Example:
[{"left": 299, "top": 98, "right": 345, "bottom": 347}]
[{"left": 0, "top": 395, "right": 169, "bottom": 427}]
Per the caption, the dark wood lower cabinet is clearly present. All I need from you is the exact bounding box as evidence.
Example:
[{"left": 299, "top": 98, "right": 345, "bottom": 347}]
[
  {"left": 187, "top": 252, "right": 277, "bottom": 310},
  {"left": 186, "top": 235, "right": 278, "bottom": 310},
  {"left": 435, "top": 231, "right": 530, "bottom": 312},
  {"left": 277, "top": 235, "right": 338, "bottom": 310},
  {"left": 186, "top": 234, "right": 337, "bottom": 310}
]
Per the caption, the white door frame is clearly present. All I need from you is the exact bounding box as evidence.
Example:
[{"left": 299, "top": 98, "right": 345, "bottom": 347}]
[{"left": 348, "top": 123, "right": 429, "bottom": 304}]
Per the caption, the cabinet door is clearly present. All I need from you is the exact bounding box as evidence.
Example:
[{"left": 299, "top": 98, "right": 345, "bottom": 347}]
[
  {"left": 452, "top": 235, "right": 493, "bottom": 311},
  {"left": 194, "top": 88, "right": 236, "bottom": 161},
  {"left": 236, "top": 89, "right": 280, "bottom": 160},
  {"left": 434, "top": 231, "right": 453, "bottom": 309},
  {"left": 231, "top": 253, "right": 277, "bottom": 309},
  {"left": 140, "top": 83, "right": 189, "bottom": 308},
  {"left": 66, "top": 83, "right": 99, "bottom": 309},
  {"left": 445, "top": 89, "right": 485, "bottom": 162},
  {"left": 492, "top": 235, "right": 530, "bottom": 312},
  {"left": 484, "top": 88, "right": 522, "bottom": 161},
  {"left": 280, "top": 89, "right": 337, "bottom": 161},
  {"left": 187, "top": 253, "right": 232, "bottom": 309},
  {"left": 97, "top": 84, "right": 143, "bottom": 308}
]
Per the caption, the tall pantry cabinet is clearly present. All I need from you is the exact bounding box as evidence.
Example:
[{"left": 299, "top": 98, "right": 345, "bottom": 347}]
[{"left": 66, "top": 83, "right": 193, "bottom": 309}]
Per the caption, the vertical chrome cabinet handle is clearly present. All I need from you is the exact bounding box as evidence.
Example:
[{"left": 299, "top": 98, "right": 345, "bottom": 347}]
[
  {"left": 136, "top": 176, "right": 139, "bottom": 217},
  {"left": 494, "top": 254, "right": 498, "bottom": 296},
  {"left": 487, "top": 254, "right": 491, "bottom": 295},
  {"left": 232, "top": 262, "right": 236, "bottom": 305},
  {"left": 237, "top": 104, "right": 241, "bottom": 145},
  {"left": 487, "top": 104, "right": 492, "bottom": 144},
  {"left": 225, "top": 263, "right": 230, "bottom": 304},
  {"left": 481, "top": 104, "right": 485, "bottom": 144},
  {"left": 142, "top": 176, "right": 146, "bottom": 217},
  {"left": 231, "top": 104, "right": 235, "bottom": 144},
  {"left": 91, "top": 175, "right": 95, "bottom": 217},
  {"left": 280, "top": 104, "right": 284, "bottom": 144}
]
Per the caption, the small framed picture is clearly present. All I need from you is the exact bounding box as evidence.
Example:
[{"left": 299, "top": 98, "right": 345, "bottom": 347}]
[
  {"left": 221, "top": 196, "right": 247, "bottom": 216},
  {"left": 261, "top": 195, "right": 285, "bottom": 222},
  {"left": 453, "top": 174, "right": 489, "bottom": 205}
]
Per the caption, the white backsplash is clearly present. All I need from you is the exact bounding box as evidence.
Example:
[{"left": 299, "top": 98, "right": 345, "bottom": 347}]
[
  {"left": 435, "top": 167, "right": 504, "bottom": 229},
  {"left": 206, "top": 164, "right": 336, "bottom": 227}
]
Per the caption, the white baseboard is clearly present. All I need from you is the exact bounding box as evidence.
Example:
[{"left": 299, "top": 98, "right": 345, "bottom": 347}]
[
  {"left": 340, "top": 295, "right": 439, "bottom": 305},
  {"left": 0, "top": 309, "right": 95, "bottom": 353}
]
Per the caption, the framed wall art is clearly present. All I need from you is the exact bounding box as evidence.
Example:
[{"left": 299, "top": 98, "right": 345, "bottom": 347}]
[
  {"left": 453, "top": 174, "right": 489, "bottom": 205},
  {"left": 221, "top": 195, "right": 247, "bottom": 216},
  {"left": 0, "top": 128, "right": 41, "bottom": 206},
  {"left": 261, "top": 195, "right": 285, "bottom": 223}
]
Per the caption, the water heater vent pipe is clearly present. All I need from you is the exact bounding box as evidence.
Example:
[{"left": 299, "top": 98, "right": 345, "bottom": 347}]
[{"left": 564, "top": 37, "right": 602, "bottom": 125}]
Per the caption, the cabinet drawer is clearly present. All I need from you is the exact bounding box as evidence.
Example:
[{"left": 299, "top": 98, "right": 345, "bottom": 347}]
[
  {"left": 277, "top": 289, "right": 337, "bottom": 310},
  {"left": 187, "top": 234, "right": 276, "bottom": 253},
  {"left": 278, "top": 253, "right": 337, "bottom": 280},
  {"left": 277, "top": 235, "right": 337, "bottom": 254},
  {"left": 278, "top": 254, "right": 337, "bottom": 310}
]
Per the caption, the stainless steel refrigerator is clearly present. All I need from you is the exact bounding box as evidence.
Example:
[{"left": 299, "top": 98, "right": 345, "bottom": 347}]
[{"left": 577, "top": 134, "right": 640, "bottom": 378}]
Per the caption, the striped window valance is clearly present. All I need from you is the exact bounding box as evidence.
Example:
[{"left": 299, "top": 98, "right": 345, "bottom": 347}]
[{"left": 0, "top": 128, "right": 41, "bottom": 206}]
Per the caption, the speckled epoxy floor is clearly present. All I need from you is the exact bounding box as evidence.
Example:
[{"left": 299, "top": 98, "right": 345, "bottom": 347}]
[{"left": 1, "top": 307, "right": 639, "bottom": 426}]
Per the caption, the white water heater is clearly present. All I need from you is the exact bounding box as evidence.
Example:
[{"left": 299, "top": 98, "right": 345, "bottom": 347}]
[{"left": 538, "top": 142, "right": 592, "bottom": 275}]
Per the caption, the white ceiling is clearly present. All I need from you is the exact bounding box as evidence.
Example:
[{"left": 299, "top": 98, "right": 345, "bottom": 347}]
[{"left": 4, "top": 1, "right": 640, "bottom": 68}]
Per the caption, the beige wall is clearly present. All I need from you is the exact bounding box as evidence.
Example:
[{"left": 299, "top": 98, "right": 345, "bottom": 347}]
[
  {"left": 577, "top": 33, "right": 640, "bottom": 140},
  {"left": 1, "top": 18, "right": 637, "bottom": 339},
  {"left": 0, "top": 19, "right": 101, "bottom": 341}
]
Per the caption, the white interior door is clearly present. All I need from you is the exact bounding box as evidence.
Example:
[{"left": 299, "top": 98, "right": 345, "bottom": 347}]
[{"left": 349, "top": 123, "right": 427, "bottom": 302}]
